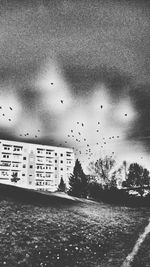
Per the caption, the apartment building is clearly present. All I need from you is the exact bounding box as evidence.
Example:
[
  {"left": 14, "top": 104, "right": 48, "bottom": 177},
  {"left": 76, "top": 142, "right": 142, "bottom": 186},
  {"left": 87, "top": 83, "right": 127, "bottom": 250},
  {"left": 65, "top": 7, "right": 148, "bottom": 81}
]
[{"left": 0, "top": 139, "right": 75, "bottom": 192}]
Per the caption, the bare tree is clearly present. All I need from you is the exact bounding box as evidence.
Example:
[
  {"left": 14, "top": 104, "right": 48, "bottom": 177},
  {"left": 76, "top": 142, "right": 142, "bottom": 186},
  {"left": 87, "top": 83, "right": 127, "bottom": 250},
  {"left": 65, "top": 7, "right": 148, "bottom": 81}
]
[{"left": 89, "top": 156, "right": 116, "bottom": 189}]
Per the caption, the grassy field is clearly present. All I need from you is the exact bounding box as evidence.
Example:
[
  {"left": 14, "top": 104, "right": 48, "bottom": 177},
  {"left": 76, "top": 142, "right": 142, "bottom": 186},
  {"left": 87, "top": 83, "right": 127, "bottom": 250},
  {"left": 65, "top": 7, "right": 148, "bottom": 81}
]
[{"left": 0, "top": 189, "right": 150, "bottom": 266}]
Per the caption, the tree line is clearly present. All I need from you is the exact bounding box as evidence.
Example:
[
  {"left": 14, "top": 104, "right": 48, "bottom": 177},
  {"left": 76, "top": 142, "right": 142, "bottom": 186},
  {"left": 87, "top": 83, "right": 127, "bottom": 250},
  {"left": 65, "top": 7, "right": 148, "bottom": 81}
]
[{"left": 58, "top": 156, "right": 150, "bottom": 205}]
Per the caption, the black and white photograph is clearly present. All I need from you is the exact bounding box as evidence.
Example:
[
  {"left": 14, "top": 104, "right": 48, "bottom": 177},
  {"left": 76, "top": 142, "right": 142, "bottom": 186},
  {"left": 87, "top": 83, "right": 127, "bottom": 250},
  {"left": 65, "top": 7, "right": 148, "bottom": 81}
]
[{"left": 0, "top": 0, "right": 150, "bottom": 266}]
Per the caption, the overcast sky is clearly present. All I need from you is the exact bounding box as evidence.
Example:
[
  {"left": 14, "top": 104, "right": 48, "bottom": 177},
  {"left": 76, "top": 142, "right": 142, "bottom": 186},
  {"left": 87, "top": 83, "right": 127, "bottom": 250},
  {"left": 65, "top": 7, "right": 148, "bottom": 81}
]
[{"left": 0, "top": 0, "right": 150, "bottom": 170}]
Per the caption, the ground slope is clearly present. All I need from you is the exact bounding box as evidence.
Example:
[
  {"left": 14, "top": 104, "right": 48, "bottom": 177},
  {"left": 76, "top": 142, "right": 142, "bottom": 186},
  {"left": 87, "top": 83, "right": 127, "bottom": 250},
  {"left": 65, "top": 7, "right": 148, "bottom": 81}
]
[{"left": 0, "top": 185, "right": 150, "bottom": 266}]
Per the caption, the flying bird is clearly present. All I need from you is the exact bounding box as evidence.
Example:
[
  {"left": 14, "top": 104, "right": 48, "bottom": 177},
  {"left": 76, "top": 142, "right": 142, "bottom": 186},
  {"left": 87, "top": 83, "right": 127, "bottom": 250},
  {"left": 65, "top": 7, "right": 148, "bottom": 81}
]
[
  {"left": 51, "top": 82, "right": 53, "bottom": 85},
  {"left": 100, "top": 105, "right": 103, "bottom": 109},
  {"left": 125, "top": 114, "right": 127, "bottom": 116},
  {"left": 60, "top": 100, "right": 64, "bottom": 104},
  {"left": 82, "top": 123, "right": 84, "bottom": 127},
  {"left": 9, "top": 107, "right": 13, "bottom": 110}
]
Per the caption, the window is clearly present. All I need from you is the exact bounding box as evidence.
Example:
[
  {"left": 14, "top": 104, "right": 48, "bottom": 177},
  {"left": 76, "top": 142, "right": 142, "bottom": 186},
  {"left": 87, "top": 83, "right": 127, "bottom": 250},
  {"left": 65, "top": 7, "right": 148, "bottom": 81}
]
[
  {"left": 30, "top": 165, "right": 33, "bottom": 169},
  {"left": 55, "top": 160, "right": 57, "bottom": 163},
  {"left": 60, "top": 153, "right": 63, "bottom": 157},
  {"left": 23, "top": 157, "right": 26, "bottom": 160},
  {"left": 23, "top": 164, "right": 26, "bottom": 168},
  {"left": 22, "top": 174, "right": 25, "bottom": 176},
  {"left": 55, "top": 167, "right": 57, "bottom": 170},
  {"left": 60, "top": 160, "right": 63, "bottom": 163},
  {"left": 60, "top": 168, "right": 63, "bottom": 171},
  {"left": 55, "top": 153, "right": 57, "bottom": 156}
]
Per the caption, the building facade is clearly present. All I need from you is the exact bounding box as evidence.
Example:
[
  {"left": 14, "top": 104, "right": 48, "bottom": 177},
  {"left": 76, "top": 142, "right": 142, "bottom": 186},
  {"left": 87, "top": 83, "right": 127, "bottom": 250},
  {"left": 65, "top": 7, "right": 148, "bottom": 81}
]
[{"left": 0, "top": 139, "right": 75, "bottom": 191}]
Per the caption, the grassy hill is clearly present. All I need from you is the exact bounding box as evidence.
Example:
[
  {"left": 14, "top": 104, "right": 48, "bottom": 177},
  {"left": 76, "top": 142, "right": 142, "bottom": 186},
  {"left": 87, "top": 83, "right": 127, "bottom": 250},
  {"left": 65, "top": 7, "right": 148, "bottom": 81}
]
[
  {"left": 0, "top": 183, "right": 79, "bottom": 205},
  {"left": 0, "top": 183, "right": 150, "bottom": 266}
]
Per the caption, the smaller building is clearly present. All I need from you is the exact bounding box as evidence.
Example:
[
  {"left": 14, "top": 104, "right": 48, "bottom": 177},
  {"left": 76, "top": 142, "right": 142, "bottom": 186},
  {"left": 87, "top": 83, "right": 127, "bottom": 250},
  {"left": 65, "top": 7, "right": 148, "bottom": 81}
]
[{"left": 0, "top": 139, "right": 75, "bottom": 192}]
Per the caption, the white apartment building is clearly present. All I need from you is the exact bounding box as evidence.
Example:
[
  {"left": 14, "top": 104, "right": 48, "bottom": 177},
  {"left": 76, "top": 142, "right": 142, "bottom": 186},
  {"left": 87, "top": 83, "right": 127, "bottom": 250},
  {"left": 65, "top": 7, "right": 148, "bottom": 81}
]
[{"left": 0, "top": 139, "right": 75, "bottom": 192}]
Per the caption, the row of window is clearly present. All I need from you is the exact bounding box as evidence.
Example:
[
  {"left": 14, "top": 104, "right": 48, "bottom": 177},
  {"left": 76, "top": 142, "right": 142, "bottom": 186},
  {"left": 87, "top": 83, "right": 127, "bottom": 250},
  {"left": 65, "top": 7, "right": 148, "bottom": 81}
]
[
  {"left": 37, "top": 165, "right": 52, "bottom": 170},
  {"left": 2, "top": 154, "right": 21, "bottom": 159},
  {"left": 3, "top": 146, "right": 22, "bottom": 152},
  {"left": 36, "top": 151, "right": 64, "bottom": 157},
  {"left": 36, "top": 173, "right": 52, "bottom": 178},
  {"left": 36, "top": 181, "right": 53, "bottom": 186}
]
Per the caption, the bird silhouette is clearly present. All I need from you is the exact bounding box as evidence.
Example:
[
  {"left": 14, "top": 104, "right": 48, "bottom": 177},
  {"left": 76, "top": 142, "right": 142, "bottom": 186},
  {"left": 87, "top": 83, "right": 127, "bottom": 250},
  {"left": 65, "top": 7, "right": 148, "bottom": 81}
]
[
  {"left": 9, "top": 107, "right": 13, "bottom": 110},
  {"left": 60, "top": 100, "right": 64, "bottom": 104},
  {"left": 125, "top": 114, "right": 127, "bottom": 116},
  {"left": 100, "top": 105, "right": 103, "bottom": 109},
  {"left": 82, "top": 123, "right": 84, "bottom": 127},
  {"left": 2, "top": 114, "right": 5, "bottom": 116},
  {"left": 8, "top": 119, "right": 11, "bottom": 121},
  {"left": 51, "top": 82, "right": 53, "bottom": 85}
]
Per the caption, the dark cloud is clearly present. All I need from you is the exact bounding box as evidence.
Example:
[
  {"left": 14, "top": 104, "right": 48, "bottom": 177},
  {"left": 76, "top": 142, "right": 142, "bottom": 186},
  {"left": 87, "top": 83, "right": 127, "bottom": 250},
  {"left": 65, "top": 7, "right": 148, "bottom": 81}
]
[
  {"left": 128, "top": 84, "right": 150, "bottom": 149},
  {"left": 0, "top": 0, "right": 150, "bottom": 160},
  {"left": 62, "top": 59, "right": 132, "bottom": 99}
]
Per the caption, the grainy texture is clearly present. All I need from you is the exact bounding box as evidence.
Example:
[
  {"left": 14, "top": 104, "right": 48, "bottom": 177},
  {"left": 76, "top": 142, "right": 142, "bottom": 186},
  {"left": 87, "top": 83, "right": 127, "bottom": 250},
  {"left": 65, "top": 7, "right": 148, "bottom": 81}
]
[{"left": 0, "top": 196, "right": 149, "bottom": 267}]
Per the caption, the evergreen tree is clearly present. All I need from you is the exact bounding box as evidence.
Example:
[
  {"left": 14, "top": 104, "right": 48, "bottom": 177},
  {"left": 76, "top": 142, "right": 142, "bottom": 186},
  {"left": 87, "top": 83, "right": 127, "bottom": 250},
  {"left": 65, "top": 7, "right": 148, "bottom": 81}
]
[
  {"left": 68, "top": 159, "right": 88, "bottom": 198},
  {"left": 58, "top": 177, "right": 66, "bottom": 192}
]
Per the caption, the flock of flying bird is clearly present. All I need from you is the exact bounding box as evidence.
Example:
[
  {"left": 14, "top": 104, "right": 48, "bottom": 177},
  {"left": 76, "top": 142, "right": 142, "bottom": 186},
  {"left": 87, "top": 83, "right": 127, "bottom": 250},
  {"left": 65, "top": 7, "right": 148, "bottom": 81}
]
[
  {"left": 60, "top": 120, "right": 122, "bottom": 160},
  {"left": 0, "top": 81, "right": 130, "bottom": 162}
]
